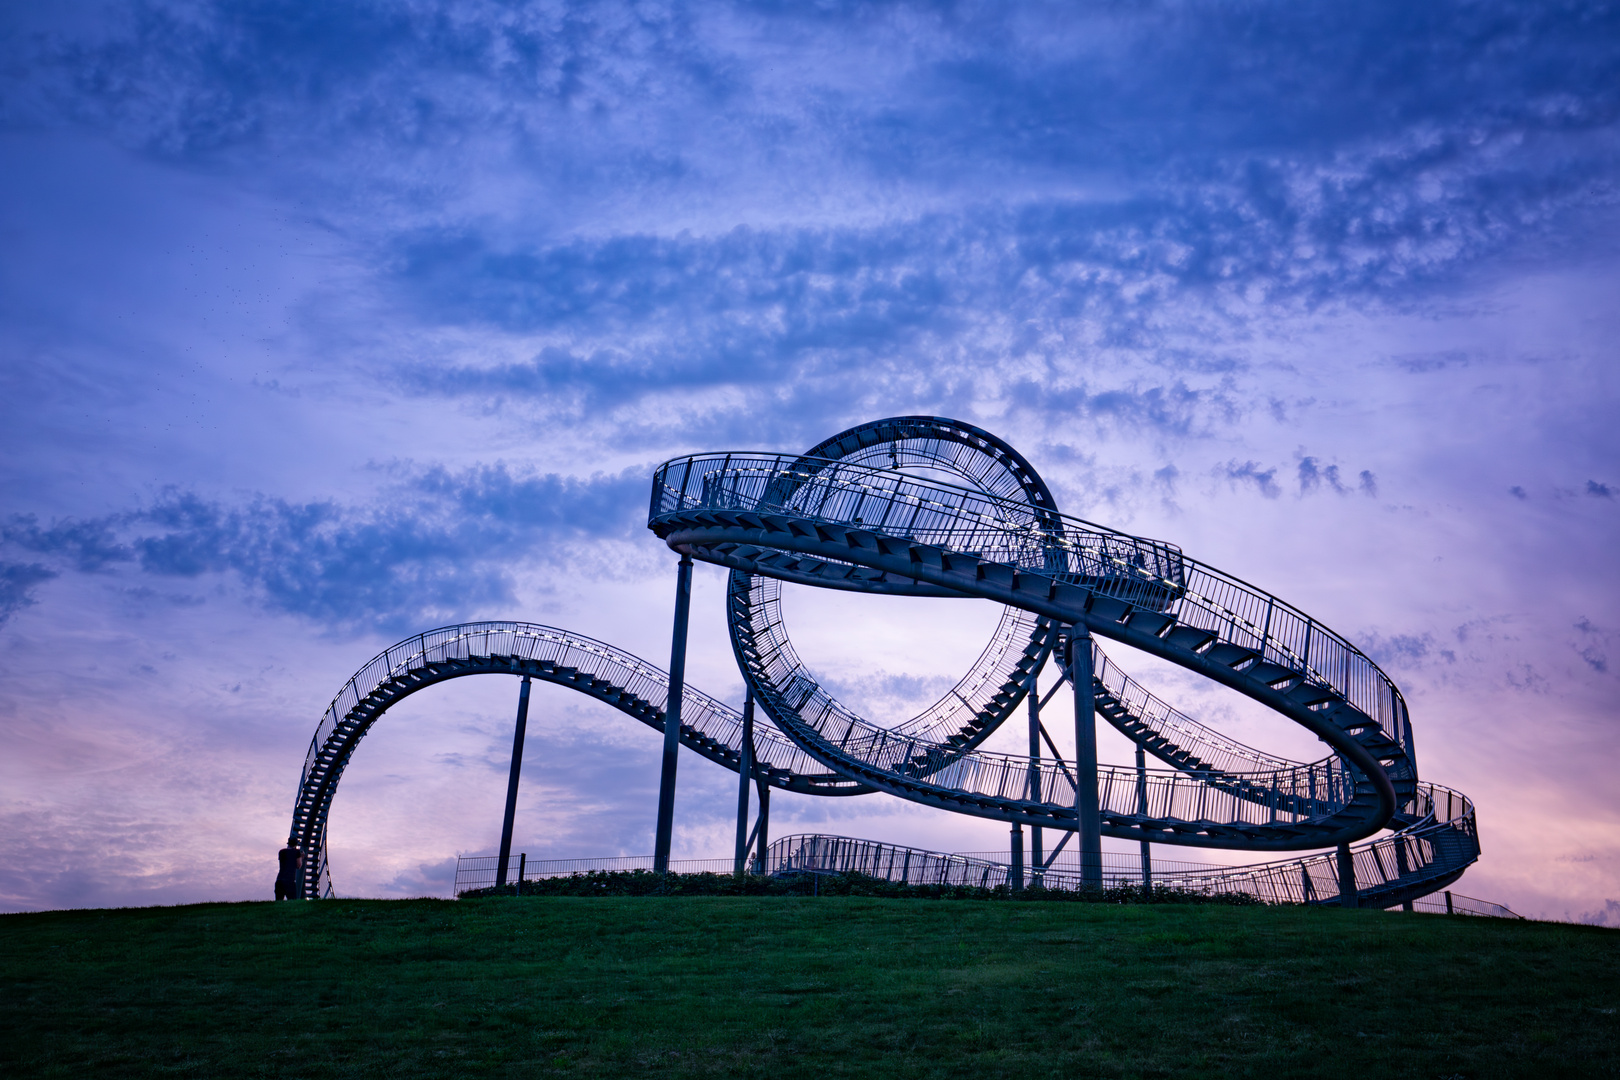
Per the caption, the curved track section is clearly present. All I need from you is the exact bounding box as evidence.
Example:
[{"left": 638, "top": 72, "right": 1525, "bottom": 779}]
[
  {"left": 288, "top": 622, "right": 868, "bottom": 899},
  {"left": 290, "top": 416, "right": 1478, "bottom": 906}
]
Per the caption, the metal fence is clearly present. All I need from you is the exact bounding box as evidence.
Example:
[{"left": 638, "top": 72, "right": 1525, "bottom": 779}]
[
  {"left": 1407, "top": 892, "right": 1524, "bottom": 919},
  {"left": 453, "top": 835, "right": 1515, "bottom": 916}
]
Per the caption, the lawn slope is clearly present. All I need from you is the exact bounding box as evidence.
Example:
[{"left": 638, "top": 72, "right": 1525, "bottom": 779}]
[{"left": 3, "top": 896, "right": 1616, "bottom": 1079}]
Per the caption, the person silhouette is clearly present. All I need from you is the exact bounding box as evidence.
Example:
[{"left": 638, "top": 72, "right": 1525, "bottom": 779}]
[{"left": 275, "top": 842, "right": 302, "bottom": 901}]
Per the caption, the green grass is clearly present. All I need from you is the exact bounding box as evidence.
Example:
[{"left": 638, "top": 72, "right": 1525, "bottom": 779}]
[{"left": 2, "top": 896, "right": 1616, "bottom": 1079}]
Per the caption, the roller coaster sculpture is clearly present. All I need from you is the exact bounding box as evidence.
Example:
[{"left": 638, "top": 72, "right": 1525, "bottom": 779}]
[{"left": 287, "top": 418, "right": 1480, "bottom": 907}]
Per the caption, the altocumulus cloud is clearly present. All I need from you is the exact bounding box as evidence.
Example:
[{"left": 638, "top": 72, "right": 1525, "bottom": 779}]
[
  {"left": 1, "top": 465, "right": 645, "bottom": 635},
  {"left": 8, "top": 2, "right": 1618, "bottom": 374}
]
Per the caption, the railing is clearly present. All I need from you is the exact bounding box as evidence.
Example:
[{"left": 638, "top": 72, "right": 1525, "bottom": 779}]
[
  {"left": 296, "top": 621, "right": 844, "bottom": 811},
  {"left": 1408, "top": 892, "right": 1524, "bottom": 918},
  {"left": 770, "top": 829, "right": 1486, "bottom": 910},
  {"left": 653, "top": 453, "right": 1413, "bottom": 765},
  {"left": 1093, "top": 649, "right": 1298, "bottom": 774},
  {"left": 882, "top": 604, "right": 1052, "bottom": 746},
  {"left": 953, "top": 849, "right": 1233, "bottom": 876},
  {"left": 732, "top": 573, "right": 1045, "bottom": 773},
  {"left": 292, "top": 621, "right": 866, "bottom": 897},
  {"left": 735, "top": 575, "right": 1358, "bottom": 831},
  {"left": 451, "top": 830, "right": 1499, "bottom": 913}
]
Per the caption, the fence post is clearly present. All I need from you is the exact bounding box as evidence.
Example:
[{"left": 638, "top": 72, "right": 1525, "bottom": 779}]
[{"left": 516, "top": 852, "right": 525, "bottom": 896}]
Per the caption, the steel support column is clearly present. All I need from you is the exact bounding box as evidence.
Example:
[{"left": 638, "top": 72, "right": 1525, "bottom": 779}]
[
  {"left": 753, "top": 781, "right": 770, "bottom": 872},
  {"left": 733, "top": 689, "right": 756, "bottom": 875},
  {"left": 1009, "top": 823, "right": 1024, "bottom": 891},
  {"left": 495, "top": 675, "right": 532, "bottom": 889},
  {"left": 1069, "top": 627, "right": 1102, "bottom": 889},
  {"left": 1028, "top": 672, "right": 1043, "bottom": 885},
  {"left": 1135, "top": 742, "right": 1152, "bottom": 896},
  {"left": 653, "top": 554, "right": 694, "bottom": 874},
  {"left": 1337, "top": 842, "right": 1358, "bottom": 908}
]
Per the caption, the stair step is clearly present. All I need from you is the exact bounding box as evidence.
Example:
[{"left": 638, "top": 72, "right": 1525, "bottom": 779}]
[
  {"left": 1205, "top": 643, "right": 1260, "bottom": 668},
  {"left": 1124, "top": 610, "right": 1174, "bottom": 637},
  {"left": 1165, "top": 626, "right": 1217, "bottom": 652}
]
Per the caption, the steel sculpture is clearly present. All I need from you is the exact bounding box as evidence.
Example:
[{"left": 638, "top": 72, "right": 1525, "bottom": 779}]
[{"left": 287, "top": 417, "right": 1478, "bottom": 908}]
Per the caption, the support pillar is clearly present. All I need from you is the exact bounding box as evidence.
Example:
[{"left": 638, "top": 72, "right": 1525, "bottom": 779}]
[
  {"left": 1135, "top": 742, "right": 1152, "bottom": 897},
  {"left": 734, "top": 689, "right": 756, "bottom": 875},
  {"left": 1028, "top": 672, "right": 1043, "bottom": 885},
  {"left": 653, "top": 554, "right": 694, "bottom": 874},
  {"left": 495, "top": 675, "right": 532, "bottom": 889},
  {"left": 753, "top": 781, "right": 770, "bottom": 872},
  {"left": 1069, "top": 626, "right": 1102, "bottom": 890},
  {"left": 1009, "top": 823, "right": 1024, "bottom": 892},
  {"left": 1337, "top": 842, "right": 1358, "bottom": 908}
]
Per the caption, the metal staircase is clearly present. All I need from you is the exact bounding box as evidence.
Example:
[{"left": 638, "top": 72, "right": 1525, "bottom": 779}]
[{"left": 289, "top": 416, "right": 1478, "bottom": 908}]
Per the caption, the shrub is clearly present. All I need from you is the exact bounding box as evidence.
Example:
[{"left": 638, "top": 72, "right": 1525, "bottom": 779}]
[{"left": 460, "top": 869, "right": 1263, "bottom": 905}]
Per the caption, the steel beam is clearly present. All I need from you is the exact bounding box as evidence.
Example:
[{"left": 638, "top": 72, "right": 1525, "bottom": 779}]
[
  {"left": 1337, "top": 842, "right": 1358, "bottom": 908},
  {"left": 1136, "top": 742, "right": 1152, "bottom": 896},
  {"left": 754, "top": 781, "right": 770, "bottom": 872},
  {"left": 495, "top": 675, "right": 532, "bottom": 889},
  {"left": 653, "top": 554, "right": 694, "bottom": 874},
  {"left": 1028, "top": 672, "right": 1043, "bottom": 885},
  {"left": 1070, "top": 627, "right": 1103, "bottom": 889},
  {"left": 1009, "top": 823, "right": 1024, "bottom": 891},
  {"left": 734, "top": 689, "right": 756, "bottom": 875}
]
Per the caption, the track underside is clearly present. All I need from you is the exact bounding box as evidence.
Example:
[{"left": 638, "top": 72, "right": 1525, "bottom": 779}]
[{"left": 290, "top": 417, "right": 1478, "bottom": 907}]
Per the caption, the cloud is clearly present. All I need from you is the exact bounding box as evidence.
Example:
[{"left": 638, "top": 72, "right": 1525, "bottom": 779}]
[
  {"left": 1360, "top": 631, "right": 1458, "bottom": 671},
  {"left": 3, "top": 515, "right": 131, "bottom": 571},
  {"left": 1390, "top": 349, "right": 1471, "bottom": 373},
  {"left": 0, "top": 562, "right": 58, "bottom": 626},
  {"left": 1219, "top": 460, "right": 1281, "bottom": 499},
  {"left": 1, "top": 463, "right": 647, "bottom": 635},
  {"left": 1573, "top": 899, "right": 1620, "bottom": 927},
  {"left": 1295, "top": 456, "right": 1381, "bottom": 498},
  {"left": 1573, "top": 617, "right": 1611, "bottom": 675},
  {"left": 1588, "top": 480, "right": 1613, "bottom": 498},
  {"left": 8, "top": 1, "right": 1616, "bottom": 352}
]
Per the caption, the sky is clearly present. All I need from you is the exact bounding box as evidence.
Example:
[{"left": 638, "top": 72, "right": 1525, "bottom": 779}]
[{"left": 0, "top": 0, "right": 1616, "bottom": 923}]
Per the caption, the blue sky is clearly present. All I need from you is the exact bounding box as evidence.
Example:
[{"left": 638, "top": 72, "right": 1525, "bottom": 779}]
[{"left": 1, "top": 0, "right": 1616, "bottom": 921}]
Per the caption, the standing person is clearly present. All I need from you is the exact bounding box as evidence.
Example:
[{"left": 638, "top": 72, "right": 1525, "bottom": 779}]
[{"left": 275, "top": 841, "right": 302, "bottom": 901}]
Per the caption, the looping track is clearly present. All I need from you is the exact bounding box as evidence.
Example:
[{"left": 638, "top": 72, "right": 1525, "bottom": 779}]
[{"left": 290, "top": 417, "right": 1478, "bottom": 905}]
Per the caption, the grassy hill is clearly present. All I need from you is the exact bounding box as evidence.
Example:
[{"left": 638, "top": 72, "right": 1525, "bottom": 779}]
[{"left": 3, "top": 894, "right": 1616, "bottom": 1078}]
